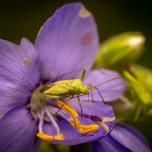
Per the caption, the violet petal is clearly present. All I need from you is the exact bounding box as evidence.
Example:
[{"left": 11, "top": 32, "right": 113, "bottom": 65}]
[
  {"left": 90, "top": 124, "right": 152, "bottom": 152},
  {"left": 43, "top": 101, "right": 114, "bottom": 145},
  {"left": 0, "top": 107, "right": 40, "bottom": 152},
  {"left": 0, "top": 38, "right": 40, "bottom": 114},
  {"left": 82, "top": 69, "right": 126, "bottom": 102},
  {"left": 44, "top": 117, "right": 108, "bottom": 145},
  {"left": 69, "top": 100, "right": 114, "bottom": 117},
  {"left": 35, "top": 3, "right": 99, "bottom": 81}
]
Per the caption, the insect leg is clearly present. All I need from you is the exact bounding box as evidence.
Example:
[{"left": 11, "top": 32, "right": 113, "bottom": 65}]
[
  {"left": 87, "top": 92, "right": 90, "bottom": 101},
  {"left": 77, "top": 95, "right": 83, "bottom": 117},
  {"left": 90, "top": 88, "right": 94, "bottom": 103},
  {"left": 55, "top": 97, "right": 72, "bottom": 116},
  {"left": 94, "top": 86, "right": 105, "bottom": 104}
]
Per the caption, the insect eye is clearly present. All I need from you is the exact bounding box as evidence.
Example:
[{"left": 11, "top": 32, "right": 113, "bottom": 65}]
[{"left": 81, "top": 86, "right": 88, "bottom": 94}]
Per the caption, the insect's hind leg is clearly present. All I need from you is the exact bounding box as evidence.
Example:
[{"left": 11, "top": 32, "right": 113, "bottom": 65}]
[
  {"left": 90, "top": 88, "right": 94, "bottom": 103},
  {"left": 77, "top": 95, "right": 83, "bottom": 117},
  {"left": 89, "top": 86, "right": 105, "bottom": 104},
  {"left": 94, "top": 86, "right": 106, "bottom": 104},
  {"left": 87, "top": 92, "right": 90, "bottom": 101}
]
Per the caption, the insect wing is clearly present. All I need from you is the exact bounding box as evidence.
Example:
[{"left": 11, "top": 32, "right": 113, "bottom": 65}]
[{"left": 43, "top": 80, "right": 73, "bottom": 96}]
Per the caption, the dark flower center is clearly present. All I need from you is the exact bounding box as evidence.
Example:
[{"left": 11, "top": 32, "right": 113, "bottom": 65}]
[{"left": 30, "top": 86, "right": 49, "bottom": 119}]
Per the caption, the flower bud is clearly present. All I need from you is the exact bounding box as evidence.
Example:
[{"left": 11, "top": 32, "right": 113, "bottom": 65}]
[
  {"left": 130, "top": 64, "right": 152, "bottom": 92},
  {"left": 123, "top": 64, "right": 152, "bottom": 105},
  {"left": 95, "top": 32, "right": 145, "bottom": 68}
]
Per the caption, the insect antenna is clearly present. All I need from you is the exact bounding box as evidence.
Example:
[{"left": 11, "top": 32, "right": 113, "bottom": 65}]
[
  {"left": 89, "top": 77, "right": 121, "bottom": 89},
  {"left": 58, "top": 68, "right": 86, "bottom": 80}
]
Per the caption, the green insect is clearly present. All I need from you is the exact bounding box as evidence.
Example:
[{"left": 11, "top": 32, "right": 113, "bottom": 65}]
[
  {"left": 41, "top": 69, "right": 89, "bottom": 100},
  {"left": 41, "top": 69, "right": 119, "bottom": 113},
  {"left": 40, "top": 69, "right": 91, "bottom": 114}
]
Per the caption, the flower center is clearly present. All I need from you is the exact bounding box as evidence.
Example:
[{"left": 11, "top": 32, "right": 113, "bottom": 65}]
[
  {"left": 30, "top": 86, "right": 48, "bottom": 118},
  {"left": 29, "top": 84, "right": 113, "bottom": 143}
]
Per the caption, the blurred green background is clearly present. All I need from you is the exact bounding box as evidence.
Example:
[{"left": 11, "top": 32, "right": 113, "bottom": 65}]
[{"left": 0, "top": 0, "right": 152, "bottom": 149}]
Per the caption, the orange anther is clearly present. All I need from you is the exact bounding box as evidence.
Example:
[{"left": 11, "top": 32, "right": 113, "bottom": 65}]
[
  {"left": 37, "top": 132, "right": 64, "bottom": 142},
  {"left": 57, "top": 100, "right": 78, "bottom": 118},
  {"left": 78, "top": 124, "right": 99, "bottom": 134}
]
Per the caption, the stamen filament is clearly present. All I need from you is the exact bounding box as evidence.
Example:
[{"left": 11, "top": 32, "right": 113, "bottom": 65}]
[
  {"left": 99, "top": 116, "right": 115, "bottom": 133},
  {"left": 38, "top": 110, "right": 45, "bottom": 133},
  {"left": 56, "top": 110, "right": 73, "bottom": 122},
  {"left": 36, "top": 109, "right": 64, "bottom": 142},
  {"left": 45, "top": 108, "right": 60, "bottom": 135}
]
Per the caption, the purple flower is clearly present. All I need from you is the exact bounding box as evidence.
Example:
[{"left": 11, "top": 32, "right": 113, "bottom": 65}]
[
  {"left": 0, "top": 3, "right": 125, "bottom": 152},
  {"left": 90, "top": 124, "right": 152, "bottom": 152}
]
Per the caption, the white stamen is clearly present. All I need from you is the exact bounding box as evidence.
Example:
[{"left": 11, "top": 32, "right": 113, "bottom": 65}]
[
  {"left": 38, "top": 110, "right": 45, "bottom": 133},
  {"left": 57, "top": 110, "right": 72, "bottom": 122},
  {"left": 47, "top": 106, "right": 72, "bottom": 123},
  {"left": 45, "top": 108, "right": 60, "bottom": 135},
  {"left": 47, "top": 106, "right": 58, "bottom": 115}
]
